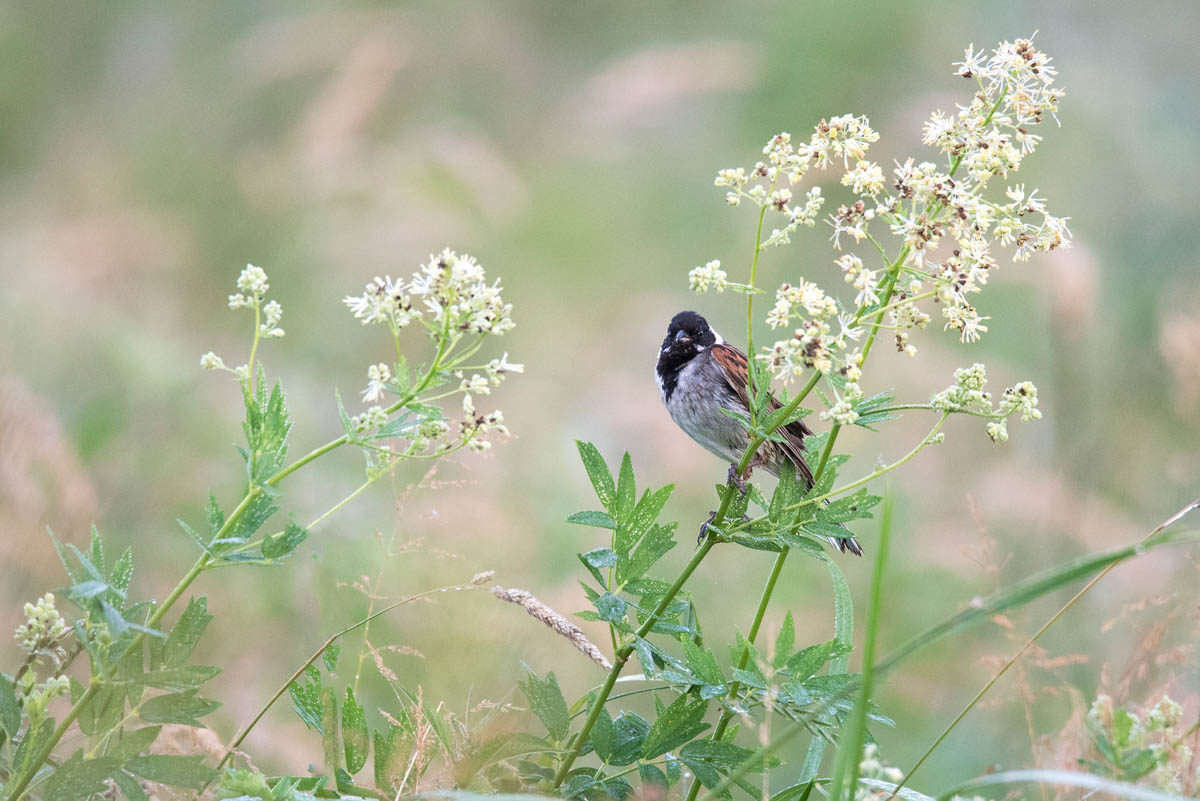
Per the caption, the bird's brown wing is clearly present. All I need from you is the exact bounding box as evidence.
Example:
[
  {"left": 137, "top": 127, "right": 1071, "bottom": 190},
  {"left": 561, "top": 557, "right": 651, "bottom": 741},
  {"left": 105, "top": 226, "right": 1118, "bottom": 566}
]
[{"left": 710, "top": 343, "right": 815, "bottom": 487}]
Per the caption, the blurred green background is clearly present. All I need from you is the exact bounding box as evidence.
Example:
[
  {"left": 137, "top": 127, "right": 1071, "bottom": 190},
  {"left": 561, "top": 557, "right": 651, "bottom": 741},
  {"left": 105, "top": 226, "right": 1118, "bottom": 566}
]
[{"left": 2, "top": 0, "right": 1198, "bottom": 791}]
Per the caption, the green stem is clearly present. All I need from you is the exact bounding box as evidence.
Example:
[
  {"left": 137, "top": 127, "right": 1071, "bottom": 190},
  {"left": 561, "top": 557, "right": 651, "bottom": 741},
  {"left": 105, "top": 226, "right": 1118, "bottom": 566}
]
[
  {"left": 551, "top": 538, "right": 718, "bottom": 788},
  {"left": 685, "top": 423, "right": 844, "bottom": 801},
  {"left": 246, "top": 301, "right": 262, "bottom": 392}
]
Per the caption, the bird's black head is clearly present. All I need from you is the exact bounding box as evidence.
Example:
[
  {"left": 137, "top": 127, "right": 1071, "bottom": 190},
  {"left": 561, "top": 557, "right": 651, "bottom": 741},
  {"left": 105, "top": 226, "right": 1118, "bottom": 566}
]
[{"left": 656, "top": 311, "right": 721, "bottom": 400}]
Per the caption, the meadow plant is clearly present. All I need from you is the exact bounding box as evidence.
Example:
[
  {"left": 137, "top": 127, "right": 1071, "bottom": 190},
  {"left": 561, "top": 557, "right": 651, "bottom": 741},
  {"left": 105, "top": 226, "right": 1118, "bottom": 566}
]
[
  {"left": 1, "top": 34, "right": 1197, "bottom": 801},
  {"left": 0, "top": 250, "right": 519, "bottom": 800}
]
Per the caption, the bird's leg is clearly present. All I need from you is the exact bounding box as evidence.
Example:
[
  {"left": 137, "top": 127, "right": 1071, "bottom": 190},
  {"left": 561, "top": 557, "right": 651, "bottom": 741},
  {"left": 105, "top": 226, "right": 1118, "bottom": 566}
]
[
  {"left": 727, "top": 462, "right": 749, "bottom": 495},
  {"left": 729, "top": 452, "right": 770, "bottom": 495},
  {"left": 701, "top": 458, "right": 764, "bottom": 543}
]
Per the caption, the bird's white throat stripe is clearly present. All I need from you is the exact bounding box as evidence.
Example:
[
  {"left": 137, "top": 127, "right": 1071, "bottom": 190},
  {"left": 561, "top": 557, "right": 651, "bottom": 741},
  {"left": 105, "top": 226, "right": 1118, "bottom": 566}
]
[{"left": 711, "top": 328, "right": 724, "bottom": 345}]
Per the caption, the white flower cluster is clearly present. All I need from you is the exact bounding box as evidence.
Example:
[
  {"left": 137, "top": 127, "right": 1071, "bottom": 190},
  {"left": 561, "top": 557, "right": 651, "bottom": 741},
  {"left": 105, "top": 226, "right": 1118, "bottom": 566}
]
[
  {"left": 202, "top": 264, "right": 285, "bottom": 378},
  {"left": 345, "top": 248, "right": 514, "bottom": 339},
  {"left": 688, "top": 260, "right": 728, "bottom": 293},
  {"left": 15, "top": 593, "right": 69, "bottom": 655},
  {"left": 460, "top": 394, "right": 510, "bottom": 452},
  {"left": 362, "top": 363, "right": 391, "bottom": 403},
  {"left": 713, "top": 130, "right": 838, "bottom": 248},
  {"left": 761, "top": 277, "right": 871, "bottom": 385},
  {"left": 227, "top": 265, "right": 286, "bottom": 338},
  {"left": 931, "top": 363, "right": 1041, "bottom": 442},
  {"left": 742, "top": 35, "right": 1069, "bottom": 382}
]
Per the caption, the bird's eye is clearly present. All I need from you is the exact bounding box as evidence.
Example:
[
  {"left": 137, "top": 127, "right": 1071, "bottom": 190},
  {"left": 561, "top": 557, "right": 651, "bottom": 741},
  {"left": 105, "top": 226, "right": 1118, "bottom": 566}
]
[{"left": 674, "top": 330, "right": 689, "bottom": 342}]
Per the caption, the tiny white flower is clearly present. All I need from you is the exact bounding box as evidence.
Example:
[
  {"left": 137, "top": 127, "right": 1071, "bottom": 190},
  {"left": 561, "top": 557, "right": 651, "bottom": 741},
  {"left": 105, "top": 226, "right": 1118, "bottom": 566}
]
[
  {"left": 362, "top": 363, "right": 392, "bottom": 403},
  {"left": 237, "top": 264, "right": 270, "bottom": 297}
]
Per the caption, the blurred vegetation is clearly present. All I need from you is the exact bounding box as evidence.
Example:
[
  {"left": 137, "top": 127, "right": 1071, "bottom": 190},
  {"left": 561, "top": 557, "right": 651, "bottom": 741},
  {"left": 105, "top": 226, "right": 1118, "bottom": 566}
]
[{"left": 1, "top": 0, "right": 1197, "bottom": 790}]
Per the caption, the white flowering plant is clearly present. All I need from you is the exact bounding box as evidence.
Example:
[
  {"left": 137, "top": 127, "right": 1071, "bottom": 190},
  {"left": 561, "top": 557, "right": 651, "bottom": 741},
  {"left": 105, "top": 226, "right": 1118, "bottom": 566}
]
[
  {"left": 0, "top": 250, "right": 521, "bottom": 801},
  {"left": 475, "top": 36, "right": 1195, "bottom": 801}
]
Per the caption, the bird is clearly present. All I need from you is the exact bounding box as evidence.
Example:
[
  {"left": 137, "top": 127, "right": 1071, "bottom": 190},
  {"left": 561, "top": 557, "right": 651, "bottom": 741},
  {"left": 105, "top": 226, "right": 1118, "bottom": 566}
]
[{"left": 655, "top": 310, "right": 862, "bottom": 556}]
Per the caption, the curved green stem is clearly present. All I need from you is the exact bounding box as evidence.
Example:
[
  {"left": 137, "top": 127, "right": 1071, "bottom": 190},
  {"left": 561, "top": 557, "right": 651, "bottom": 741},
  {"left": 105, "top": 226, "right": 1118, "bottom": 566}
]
[{"left": 551, "top": 538, "right": 717, "bottom": 788}]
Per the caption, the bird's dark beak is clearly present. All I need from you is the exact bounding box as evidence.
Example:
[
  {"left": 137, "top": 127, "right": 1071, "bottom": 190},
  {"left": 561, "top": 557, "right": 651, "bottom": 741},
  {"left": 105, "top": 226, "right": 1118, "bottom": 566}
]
[{"left": 674, "top": 330, "right": 690, "bottom": 343}]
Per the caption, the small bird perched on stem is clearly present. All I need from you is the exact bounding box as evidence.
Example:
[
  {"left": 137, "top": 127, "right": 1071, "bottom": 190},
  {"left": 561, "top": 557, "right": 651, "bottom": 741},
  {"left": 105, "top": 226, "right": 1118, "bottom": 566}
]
[{"left": 655, "top": 310, "right": 862, "bottom": 556}]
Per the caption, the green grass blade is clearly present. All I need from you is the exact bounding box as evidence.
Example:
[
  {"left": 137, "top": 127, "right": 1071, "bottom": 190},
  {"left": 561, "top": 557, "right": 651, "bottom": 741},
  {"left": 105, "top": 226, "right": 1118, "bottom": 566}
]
[
  {"left": 876, "top": 527, "right": 1198, "bottom": 675},
  {"left": 799, "top": 552, "right": 854, "bottom": 782},
  {"left": 828, "top": 493, "right": 892, "bottom": 801}
]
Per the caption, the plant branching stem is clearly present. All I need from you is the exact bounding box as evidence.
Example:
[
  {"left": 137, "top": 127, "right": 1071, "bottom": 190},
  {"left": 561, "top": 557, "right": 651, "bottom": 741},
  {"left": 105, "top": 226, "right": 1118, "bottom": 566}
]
[
  {"left": 552, "top": 538, "right": 717, "bottom": 788},
  {"left": 3, "top": 324, "right": 462, "bottom": 801}
]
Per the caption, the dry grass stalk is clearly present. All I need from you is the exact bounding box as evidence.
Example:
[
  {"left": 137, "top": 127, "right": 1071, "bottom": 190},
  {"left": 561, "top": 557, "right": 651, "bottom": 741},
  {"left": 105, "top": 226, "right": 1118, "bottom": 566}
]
[{"left": 492, "top": 586, "right": 613, "bottom": 670}]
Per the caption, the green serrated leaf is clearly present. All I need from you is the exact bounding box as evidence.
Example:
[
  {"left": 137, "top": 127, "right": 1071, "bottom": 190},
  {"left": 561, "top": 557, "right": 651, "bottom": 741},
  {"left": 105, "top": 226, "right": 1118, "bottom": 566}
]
[
  {"left": 640, "top": 694, "right": 709, "bottom": 759},
  {"left": 48, "top": 527, "right": 85, "bottom": 585},
  {"left": 625, "top": 484, "right": 674, "bottom": 544},
  {"left": 632, "top": 637, "right": 658, "bottom": 679},
  {"left": 226, "top": 493, "right": 278, "bottom": 546},
  {"left": 125, "top": 754, "right": 214, "bottom": 789},
  {"left": 785, "top": 640, "right": 844, "bottom": 680},
  {"left": 817, "top": 489, "right": 881, "bottom": 524},
  {"left": 373, "top": 725, "right": 404, "bottom": 795},
  {"left": 162, "top": 597, "right": 212, "bottom": 668},
  {"left": 608, "top": 712, "right": 650, "bottom": 766},
  {"left": 518, "top": 668, "right": 570, "bottom": 742},
  {"left": 139, "top": 665, "right": 222, "bottom": 692},
  {"left": 582, "top": 548, "right": 619, "bottom": 568},
  {"left": 176, "top": 519, "right": 210, "bottom": 556},
  {"left": 342, "top": 687, "right": 369, "bottom": 775},
  {"left": 204, "top": 493, "right": 225, "bottom": 537},
  {"left": 595, "top": 593, "right": 627, "bottom": 624},
  {"left": 289, "top": 674, "right": 325, "bottom": 732},
  {"left": 567, "top": 510, "right": 618, "bottom": 529},
  {"left": 321, "top": 687, "right": 340, "bottom": 772},
  {"left": 112, "top": 769, "right": 150, "bottom": 801},
  {"left": 774, "top": 611, "right": 797, "bottom": 669},
  {"left": 324, "top": 644, "right": 340, "bottom": 673},
  {"left": 615, "top": 452, "right": 636, "bottom": 521},
  {"left": 589, "top": 699, "right": 615, "bottom": 762},
  {"left": 262, "top": 522, "right": 309, "bottom": 560},
  {"left": 43, "top": 750, "right": 120, "bottom": 801},
  {"left": 139, "top": 690, "right": 220, "bottom": 726},
  {"left": 620, "top": 523, "right": 677, "bottom": 585},
  {"left": 576, "top": 441, "right": 617, "bottom": 514},
  {"left": 109, "top": 725, "right": 162, "bottom": 761},
  {"left": 335, "top": 388, "right": 358, "bottom": 441},
  {"left": 78, "top": 685, "right": 127, "bottom": 736},
  {"left": 11, "top": 717, "right": 54, "bottom": 790},
  {"left": 682, "top": 638, "right": 725, "bottom": 686},
  {"left": 110, "top": 549, "right": 134, "bottom": 596},
  {"left": 0, "top": 674, "right": 20, "bottom": 737},
  {"left": 681, "top": 738, "right": 780, "bottom": 773}
]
